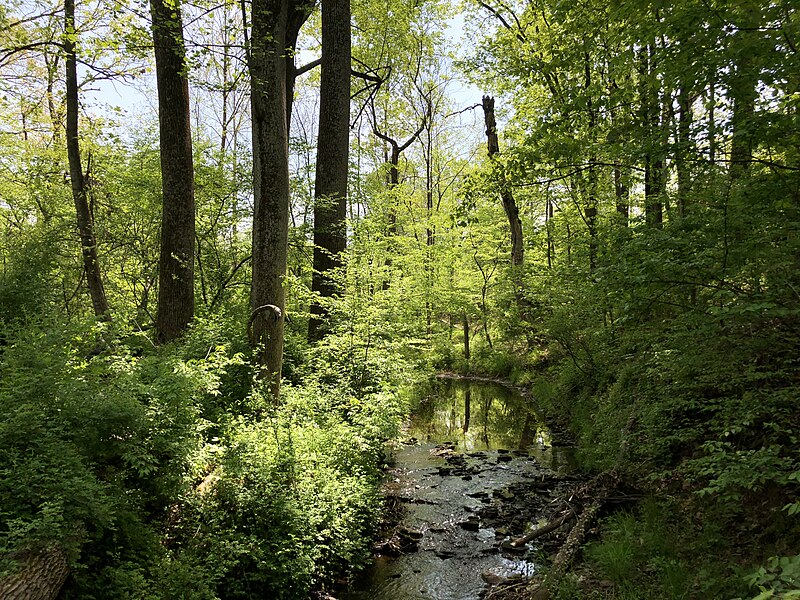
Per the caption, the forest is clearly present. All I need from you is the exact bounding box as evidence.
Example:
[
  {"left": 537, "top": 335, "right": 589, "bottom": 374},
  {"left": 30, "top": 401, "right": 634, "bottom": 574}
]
[{"left": 0, "top": 0, "right": 798, "bottom": 598}]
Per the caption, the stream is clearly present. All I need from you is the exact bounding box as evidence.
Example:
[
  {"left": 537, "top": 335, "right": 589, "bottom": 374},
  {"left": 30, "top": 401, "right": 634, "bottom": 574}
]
[{"left": 341, "top": 378, "right": 576, "bottom": 600}]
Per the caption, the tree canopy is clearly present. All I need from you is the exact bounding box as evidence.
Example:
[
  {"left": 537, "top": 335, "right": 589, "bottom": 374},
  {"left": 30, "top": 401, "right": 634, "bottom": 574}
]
[{"left": 0, "top": 0, "right": 798, "bottom": 597}]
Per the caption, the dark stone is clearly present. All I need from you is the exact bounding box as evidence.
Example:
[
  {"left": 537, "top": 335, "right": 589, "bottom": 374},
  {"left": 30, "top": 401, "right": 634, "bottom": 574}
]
[
  {"left": 398, "top": 526, "right": 423, "bottom": 540},
  {"left": 500, "top": 539, "right": 527, "bottom": 554},
  {"left": 494, "top": 488, "right": 515, "bottom": 501}
]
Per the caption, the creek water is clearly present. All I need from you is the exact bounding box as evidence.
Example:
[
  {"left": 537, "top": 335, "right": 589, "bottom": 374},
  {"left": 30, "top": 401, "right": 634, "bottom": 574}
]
[{"left": 341, "top": 377, "right": 574, "bottom": 600}]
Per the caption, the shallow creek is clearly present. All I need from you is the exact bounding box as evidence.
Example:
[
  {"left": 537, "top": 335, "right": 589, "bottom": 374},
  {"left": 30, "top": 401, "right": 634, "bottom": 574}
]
[{"left": 341, "top": 378, "right": 575, "bottom": 600}]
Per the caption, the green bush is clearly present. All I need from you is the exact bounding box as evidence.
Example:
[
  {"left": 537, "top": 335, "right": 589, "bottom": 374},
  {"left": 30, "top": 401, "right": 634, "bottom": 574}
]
[{"left": 167, "top": 382, "right": 400, "bottom": 599}]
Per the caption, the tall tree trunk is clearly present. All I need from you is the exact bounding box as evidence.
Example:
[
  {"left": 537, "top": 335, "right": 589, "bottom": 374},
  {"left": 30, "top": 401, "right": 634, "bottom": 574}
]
[
  {"left": 151, "top": 0, "right": 195, "bottom": 343},
  {"left": 482, "top": 96, "right": 524, "bottom": 267},
  {"left": 371, "top": 117, "right": 424, "bottom": 290},
  {"left": 676, "top": 85, "right": 693, "bottom": 217},
  {"left": 729, "top": 55, "right": 756, "bottom": 182},
  {"left": 641, "top": 44, "right": 663, "bottom": 229},
  {"left": 546, "top": 196, "right": 555, "bottom": 266},
  {"left": 65, "top": 0, "right": 109, "bottom": 318},
  {"left": 463, "top": 313, "right": 470, "bottom": 361},
  {"left": 707, "top": 76, "right": 717, "bottom": 165},
  {"left": 309, "top": 0, "right": 351, "bottom": 341},
  {"left": 584, "top": 53, "right": 598, "bottom": 271},
  {"left": 249, "top": 0, "right": 290, "bottom": 399},
  {"left": 425, "top": 115, "right": 435, "bottom": 336},
  {"left": 285, "top": 0, "right": 314, "bottom": 128},
  {"left": 614, "top": 167, "right": 629, "bottom": 226}
]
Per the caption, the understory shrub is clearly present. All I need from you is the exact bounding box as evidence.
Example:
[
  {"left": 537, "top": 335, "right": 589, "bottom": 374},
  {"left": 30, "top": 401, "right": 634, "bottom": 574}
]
[{"left": 0, "top": 315, "right": 401, "bottom": 598}]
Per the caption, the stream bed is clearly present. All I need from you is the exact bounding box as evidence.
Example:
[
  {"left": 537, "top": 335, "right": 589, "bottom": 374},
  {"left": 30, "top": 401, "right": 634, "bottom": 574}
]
[{"left": 341, "top": 378, "right": 576, "bottom": 600}]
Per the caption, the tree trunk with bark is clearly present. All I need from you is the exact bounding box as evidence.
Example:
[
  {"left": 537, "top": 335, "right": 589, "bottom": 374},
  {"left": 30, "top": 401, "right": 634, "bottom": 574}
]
[
  {"left": 150, "top": 0, "right": 196, "bottom": 343},
  {"left": 584, "top": 54, "right": 598, "bottom": 271},
  {"left": 285, "top": 0, "right": 315, "bottom": 128},
  {"left": 729, "top": 55, "right": 756, "bottom": 182},
  {"left": 371, "top": 116, "right": 425, "bottom": 290},
  {"left": 249, "top": 0, "right": 290, "bottom": 400},
  {"left": 676, "top": 85, "right": 693, "bottom": 217},
  {"left": 641, "top": 44, "right": 663, "bottom": 229},
  {"left": 482, "top": 95, "right": 524, "bottom": 267},
  {"left": 614, "top": 167, "right": 629, "bottom": 226},
  {"left": 0, "top": 548, "right": 69, "bottom": 600},
  {"left": 309, "top": 0, "right": 351, "bottom": 341},
  {"left": 65, "top": 0, "right": 109, "bottom": 318}
]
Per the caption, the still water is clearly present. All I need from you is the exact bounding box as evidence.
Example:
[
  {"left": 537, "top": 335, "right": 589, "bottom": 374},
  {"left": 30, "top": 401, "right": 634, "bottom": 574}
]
[{"left": 341, "top": 377, "right": 573, "bottom": 600}]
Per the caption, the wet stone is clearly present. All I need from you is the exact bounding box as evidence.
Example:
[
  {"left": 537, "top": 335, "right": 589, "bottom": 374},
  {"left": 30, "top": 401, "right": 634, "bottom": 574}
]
[
  {"left": 494, "top": 488, "right": 515, "bottom": 501},
  {"left": 467, "top": 491, "right": 489, "bottom": 498},
  {"left": 341, "top": 378, "right": 575, "bottom": 600}
]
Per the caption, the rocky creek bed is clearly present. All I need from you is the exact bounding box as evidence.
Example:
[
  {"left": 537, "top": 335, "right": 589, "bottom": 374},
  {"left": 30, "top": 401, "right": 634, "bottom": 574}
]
[{"left": 339, "top": 379, "right": 579, "bottom": 600}]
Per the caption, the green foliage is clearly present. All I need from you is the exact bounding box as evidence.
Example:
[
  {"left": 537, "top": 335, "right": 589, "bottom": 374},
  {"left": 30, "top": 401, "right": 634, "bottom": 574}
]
[
  {"left": 0, "top": 312, "right": 403, "bottom": 598},
  {"left": 155, "top": 381, "right": 399, "bottom": 599},
  {"left": 585, "top": 499, "right": 746, "bottom": 599},
  {"left": 744, "top": 556, "right": 800, "bottom": 600}
]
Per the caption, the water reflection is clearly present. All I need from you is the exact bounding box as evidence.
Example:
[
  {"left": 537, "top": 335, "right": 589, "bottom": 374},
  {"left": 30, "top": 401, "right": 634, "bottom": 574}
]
[
  {"left": 409, "top": 378, "right": 572, "bottom": 470},
  {"left": 341, "top": 379, "right": 574, "bottom": 600}
]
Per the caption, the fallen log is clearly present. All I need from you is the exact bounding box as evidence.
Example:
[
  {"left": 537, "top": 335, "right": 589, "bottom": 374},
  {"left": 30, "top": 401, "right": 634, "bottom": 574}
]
[
  {"left": 509, "top": 509, "right": 576, "bottom": 548},
  {"left": 527, "top": 471, "right": 620, "bottom": 599},
  {"left": 0, "top": 547, "right": 69, "bottom": 600}
]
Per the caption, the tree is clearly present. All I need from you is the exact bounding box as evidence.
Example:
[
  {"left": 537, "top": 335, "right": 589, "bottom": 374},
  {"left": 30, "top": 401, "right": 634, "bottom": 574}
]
[
  {"left": 150, "top": 0, "right": 196, "bottom": 343},
  {"left": 65, "top": 0, "right": 109, "bottom": 318},
  {"left": 248, "top": 0, "right": 291, "bottom": 399},
  {"left": 481, "top": 95, "right": 522, "bottom": 268},
  {"left": 308, "top": 0, "right": 351, "bottom": 341}
]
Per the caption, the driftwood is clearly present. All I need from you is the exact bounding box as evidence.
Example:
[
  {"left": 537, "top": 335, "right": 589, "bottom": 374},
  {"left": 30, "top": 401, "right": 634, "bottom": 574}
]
[
  {"left": 0, "top": 547, "right": 69, "bottom": 600},
  {"left": 530, "top": 499, "right": 603, "bottom": 599},
  {"left": 526, "top": 471, "right": 621, "bottom": 600},
  {"left": 509, "top": 509, "right": 576, "bottom": 548}
]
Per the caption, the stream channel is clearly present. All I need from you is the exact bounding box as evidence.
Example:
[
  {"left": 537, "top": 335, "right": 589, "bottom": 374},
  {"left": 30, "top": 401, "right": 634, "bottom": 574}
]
[{"left": 341, "top": 377, "right": 576, "bottom": 600}]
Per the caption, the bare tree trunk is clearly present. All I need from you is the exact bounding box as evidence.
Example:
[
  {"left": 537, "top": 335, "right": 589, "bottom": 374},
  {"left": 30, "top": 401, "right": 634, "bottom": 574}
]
[
  {"left": 482, "top": 95, "right": 523, "bottom": 266},
  {"left": 309, "top": 0, "right": 351, "bottom": 341},
  {"left": 641, "top": 44, "right": 663, "bottom": 229},
  {"left": 65, "top": 0, "right": 109, "bottom": 318},
  {"left": 249, "top": 0, "right": 290, "bottom": 400},
  {"left": 729, "top": 55, "right": 756, "bottom": 182},
  {"left": 463, "top": 314, "right": 470, "bottom": 361},
  {"left": 546, "top": 196, "right": 555, "bottom": 266},
  {"left": 151, "top": 0, "right": 195, "bottom": 343},
  {"left": 614, "top": 167, "right": 629, "bottom": 226},
  {"left": 676, "top": 85, "right": 693, "bottom": 217},
  {"left": 285, "top": 0, "right": 314, "bottom": 129},
  {"left": 584, "top": 54, "right": 598, "bottom": 271}
]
